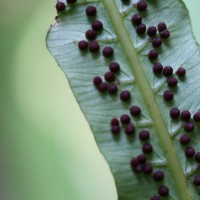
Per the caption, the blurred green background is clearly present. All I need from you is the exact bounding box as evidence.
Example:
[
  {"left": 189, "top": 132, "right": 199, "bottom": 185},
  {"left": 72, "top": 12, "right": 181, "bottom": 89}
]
[{"left": 0, "top": 0, "right": 199, "bottom": 199}]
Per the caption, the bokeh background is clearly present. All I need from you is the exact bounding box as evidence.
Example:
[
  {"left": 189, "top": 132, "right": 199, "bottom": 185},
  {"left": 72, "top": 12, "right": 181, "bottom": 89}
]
[{"left": 0, "top": 0, "right": 200, "bottom": 199}]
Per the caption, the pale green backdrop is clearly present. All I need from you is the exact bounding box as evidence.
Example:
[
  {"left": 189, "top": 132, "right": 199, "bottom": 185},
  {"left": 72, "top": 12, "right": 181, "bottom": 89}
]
[{"left": 0, "top": 0, "right": 199, "bottom": 199}]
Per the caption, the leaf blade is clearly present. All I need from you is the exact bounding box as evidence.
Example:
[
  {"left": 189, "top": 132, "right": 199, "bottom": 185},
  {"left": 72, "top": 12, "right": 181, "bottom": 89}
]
[{"left": 47, "top": 1, "right": 200, "bottom": 199}]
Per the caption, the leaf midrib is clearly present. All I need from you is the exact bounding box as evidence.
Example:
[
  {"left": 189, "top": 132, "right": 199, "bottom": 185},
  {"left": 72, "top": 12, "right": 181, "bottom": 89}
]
[{"left": 101, "top": 1, "right": 192, "bottom": 199}]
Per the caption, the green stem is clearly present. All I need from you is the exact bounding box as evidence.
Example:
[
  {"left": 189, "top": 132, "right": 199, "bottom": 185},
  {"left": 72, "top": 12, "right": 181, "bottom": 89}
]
[{"left": 101, "top": 1, "right": 192, "bottom": 200}]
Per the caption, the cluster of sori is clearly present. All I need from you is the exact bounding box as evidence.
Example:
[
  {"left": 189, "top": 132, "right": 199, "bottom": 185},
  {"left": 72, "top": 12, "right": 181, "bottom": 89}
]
[
  {"left": 110, "top": 105, "right": 141, "bottom": 135},
  {"left": 79, "top": 6, "right": 131, "bottom": 97},
  {"left": 131, "top": 0, "right": 200, "bottom": 200},
  {"left": 169, "top": 107, "right": 200, "bottom": 186},
  {"left": 55, "top": 0, "right": 200, "bottom": 199},
  {"left": 131, "top": 1, "right": 187, "bottom": 103}
]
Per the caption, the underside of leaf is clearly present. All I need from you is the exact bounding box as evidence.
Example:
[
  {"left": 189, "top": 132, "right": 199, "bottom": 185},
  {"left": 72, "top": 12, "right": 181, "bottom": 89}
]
[{"left": 47, "top": 1, "right": 200, "bottom": 199}]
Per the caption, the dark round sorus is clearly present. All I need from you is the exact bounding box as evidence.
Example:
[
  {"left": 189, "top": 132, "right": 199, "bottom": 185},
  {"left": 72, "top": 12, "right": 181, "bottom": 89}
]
[
  {"left": 125, "top": 124, "right": 135, "bottom": 135},
  {"left": 111, "top": 125, "right": 120, "bottom": 134},
  {"left": 147, "top": 26, "right": 157, "bottom": 37},
  {"left": 142, "top": 143, "right": 153, "bottom": 154},
  {"left": 85, "top": 29, "right": 97, "bottom": 40},
  {"left": 130, "top": 158, "right": 139, "bottom": 168},
  {"left": 139, "top": 130, "right": 150, "bottom": 141},
  {"left": 102, "top": 47, "right": 114, "bottom": 58},
  {"left": 109, "top": 62, "right": 120, "bottom": 73},
  {"left": 180, "top": 134, "right": 191, "bottom": 145},
  {"left": 167, "top": 77, "right": 178, "bottom": 87},
  {"left": 130, "top": 105, "right": 141, "bottom": 117},
  {"left": 110, "top": 118, "right": 119, "bottom": 126},
  {"left": 111, "top": 118, "right": 119, "bottom": 126},
  {"left": 160, "top": 30, "right": 170, "bottom": 39},
  {"left": 153, "top": 170, "right": 164, "bottom": 182},
  {"left": 137, "top": 154, "right": 147, "bottom": 164},
  {"left": 153, "top": 63, "right": 163, "bottom": 74},
  {"left": 136, "top": 24, "right": 146, "bottom": 34},
  {"left": 120, "top": 114, "right": 131, "bottom": 124},
  {"left": 184, "top": 122, "right": 195, "bottom": 132},
  {"left": 180, "top": 110, "right": 191, "bottom": 121},
  {"left": 158, "top": 186, "right": 169, "bottom": 196},
  {"left": 92, "top": 20, "right": 103, "bottom": 31},
  {"left": 56, "top": 2, "right": 66, "bottom": 12},
  {"left": 148, "top": 50, "right": 158, "bottom": 60},
  {"left": 89, "top": 41, "right": 100, "bottom": 53},
  {"left": 143, "top": 163, "right": 153, "bottom": 174},
  {"left": 120, "top": 90, "right": 131, "bottom": 102},
  {"left": 85, "top": 6, "right": 97, "bottom": 17},
  {"left": 157, "top": 22, "right": 167, "bottom": 32},
  {"left": 131, "top": 14, "right": 142, "bottom": 26},
  {"left": 104, "top": 71, "right": 115, "bottom": 82},
  {"left": 152, "top": 37, "right": 163, "bottom": 48},
  {"left": 193, "top": 176, "right": 200, "bottom": 186},
  {"left": 195, "top": 152, "right": 200, "bottom": 163},
  {"left": 151, "top": 195, "right": 160, "bottom": 200},
  {"left": 169, "top": 107, "right": 180, "bottom": 119},
  {"left": 78, "top": 40, "right": 88, "bottom": 50},
  {"left": 163, "top": 66, "right": 173, "bottom": 77},
  {"left": 98, "top": 82, "right": 107, "bottom": 92},
  {"left": 176, "top": 67, "right": 186, "bottom": 77},
  {"left": 185, "top": 147, "right": 195, "bottom": 158},
  {"left": 93, "top": 76, "right": 102, "bottom": 86},
  {"left": 137, "top": 0, "right": 148, "bottom": 11},
  {"left": 163, "top": 90, "right": 174, "bottom": 101},
  {"left": 67, "top": 0, "right": 77, "bottom": 4},
  {"left": 193, "top": 112, "right": 200, "bottom": 121},
  {"left": 108, "top": 84, "right": 118, "bottom": 94},
  {"left": 133, "top": 164, "right": 143, "bottom": 173}
]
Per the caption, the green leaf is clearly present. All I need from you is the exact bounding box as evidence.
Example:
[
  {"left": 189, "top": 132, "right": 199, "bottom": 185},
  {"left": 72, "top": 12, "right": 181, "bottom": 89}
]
[{"left": 46, "top": 1, "right": 200, "bottom": 199}]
